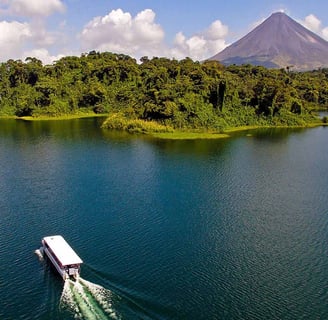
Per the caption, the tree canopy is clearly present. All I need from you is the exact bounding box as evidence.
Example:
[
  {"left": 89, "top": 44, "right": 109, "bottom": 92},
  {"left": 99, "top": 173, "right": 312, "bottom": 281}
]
[{"left": 0, "top": 52, "right": 325, "bottom": 132}]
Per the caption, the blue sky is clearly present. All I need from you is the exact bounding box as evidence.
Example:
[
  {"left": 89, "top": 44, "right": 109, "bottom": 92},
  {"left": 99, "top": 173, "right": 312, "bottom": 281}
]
[{"left": 0, "top": 0, "right": 328, "bottom": 63}]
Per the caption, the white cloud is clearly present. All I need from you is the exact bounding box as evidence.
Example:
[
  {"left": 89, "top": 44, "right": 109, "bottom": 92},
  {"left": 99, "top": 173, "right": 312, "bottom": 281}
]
[
  {"left": 0, "top": 20, "right": 31, "bottom": 61},
  {"left": 80, "top": 8, "right": 165, "bottom": 58},
  {"left": 0, "top": 18, "right": 66, "bottom": 63},
  {"left": 302, "top": 14, "right": 321, "bottom": 33},
  {"left": 322, "top": 27, "right": 328, "bottom": 40},
  {"left": 134, "top": 9, "right": 164, "bottom": 42},
  {"left": 170, "top": 20, "right": 228, "bottom": 60},
  {"left": 5, "top": 0, "right": 65, "bottom": 17},
  {"left": 205, "top": 20, "right": 228, "bottom": 40},
  {"left": 80, "top": 8, "right": 229, "bottom": 61},
  {"left": 23, "top": 48, "right": 64, "bottom": 65},
  {"left": 0, "top": 0, "right": 67, "bottom": 63},
  {"left": 300, "top": 14, "right": 328, "bottom": 40}
]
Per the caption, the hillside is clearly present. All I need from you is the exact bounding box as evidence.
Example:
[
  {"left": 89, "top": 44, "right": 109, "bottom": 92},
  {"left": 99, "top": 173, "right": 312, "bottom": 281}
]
[{"left": 209, "top": 12, "right": 328, "bottom": 70}]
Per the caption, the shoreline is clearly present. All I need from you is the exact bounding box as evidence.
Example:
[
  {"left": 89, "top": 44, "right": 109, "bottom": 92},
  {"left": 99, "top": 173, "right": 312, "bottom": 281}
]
[
  {"left": 0, "top": 113, "right": 108, "bottom": 121},
  {"left": 0, "top": 114, "right": 325, "bottom": 140},
  {"left": 150, "top": 123, "right": 326, "bottom": 140},
  {"left": 17, "top": 113, "right": 108, "bottom": 121}
]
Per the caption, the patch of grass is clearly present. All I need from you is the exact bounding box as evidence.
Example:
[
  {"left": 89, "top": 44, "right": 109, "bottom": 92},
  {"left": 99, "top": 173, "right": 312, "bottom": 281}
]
[
  {"left": 151, "top": 131, "right": 230, "bottom": 140},
  {"left": 101, "top": 113, "right": 174, "bottom": 133}
]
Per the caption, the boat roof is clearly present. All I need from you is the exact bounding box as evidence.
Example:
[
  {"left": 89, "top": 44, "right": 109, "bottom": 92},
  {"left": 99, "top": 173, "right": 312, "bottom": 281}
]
[{"left": 43, "top": 235, "right": 83, "bottom": 266}]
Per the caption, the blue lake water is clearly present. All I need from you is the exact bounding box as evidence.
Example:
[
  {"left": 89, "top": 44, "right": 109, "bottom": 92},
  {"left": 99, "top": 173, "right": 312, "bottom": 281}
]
[{"left": 1, "top": 118, "right": 328, "bottom": 319}]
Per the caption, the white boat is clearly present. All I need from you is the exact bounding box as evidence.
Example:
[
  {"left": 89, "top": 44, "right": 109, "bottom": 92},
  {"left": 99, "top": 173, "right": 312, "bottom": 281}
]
[{"left": 42, "top": 235, "right": 83, "bottom": 280}]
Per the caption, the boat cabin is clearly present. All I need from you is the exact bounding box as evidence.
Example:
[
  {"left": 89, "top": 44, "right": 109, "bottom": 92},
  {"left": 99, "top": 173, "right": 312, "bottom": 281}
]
[{"left": 42, "top": 235, "right": 83, "bottom": 280}]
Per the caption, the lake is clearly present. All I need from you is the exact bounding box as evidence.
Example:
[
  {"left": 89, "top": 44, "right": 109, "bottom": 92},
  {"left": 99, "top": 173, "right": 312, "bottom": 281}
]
[{"left": 1, "top": 118, "right": 328, "bottom": 319}]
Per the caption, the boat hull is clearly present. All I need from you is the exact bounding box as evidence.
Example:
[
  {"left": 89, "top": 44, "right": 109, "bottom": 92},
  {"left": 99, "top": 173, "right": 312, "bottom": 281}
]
[
  {"left": 43, "top": 245, "right": 69, "bottom": 280},
  {"left": 41, "top": 236, "right": 82, "bottom": 281}
]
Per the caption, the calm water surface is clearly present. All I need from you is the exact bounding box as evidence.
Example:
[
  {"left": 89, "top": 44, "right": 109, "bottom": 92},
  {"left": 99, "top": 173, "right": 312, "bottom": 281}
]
[{"left": 1, "top": 118, "right": 328, "bottom": 319}]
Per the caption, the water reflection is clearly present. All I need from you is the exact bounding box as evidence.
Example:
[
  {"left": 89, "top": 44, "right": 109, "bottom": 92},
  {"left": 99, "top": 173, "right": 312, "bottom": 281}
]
[
  {"left": 246, "top": 127, "right": 306, "bottom": 141},
  {"left": 147, "top": 137, "right": 230, "bottom": 158},
  {"left": 0, "top": 117, "right": 108, "bottom": 141}
]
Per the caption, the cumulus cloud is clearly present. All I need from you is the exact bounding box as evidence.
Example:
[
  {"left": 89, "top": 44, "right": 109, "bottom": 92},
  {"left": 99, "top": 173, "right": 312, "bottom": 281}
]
[
  {"left": 2, "top": 0, "right": 65, "bottom": 17},
  {"left": 0, "top": 17, "right": 66, "bottom": 63},
  {"left": 23, "top": 48, "right": 64, "bottom": 65},
  {"left": 80, "top": 8, "right": 229, "bottom": 61},
  {"left": 0, "top": 0, "right": 66, "bottom": 63},
  {"left": 0, "top": 20, "right": 65, "bottom": 62},
  {"left": 302, "top": 14, "right": 322, "bottom": 33},
  {"left": 204, "top": 20, "right": 229, "bottom": 40},
  {"left": 300, "top": 14, "right": 328, "bottom": 40},
  {"left": 0, "top": 20, "right": 31, "bottom": 61},
  {"left": 322, "top": 27, "right": 328, "bottom": 40},
  {"left": 170, "top": 20, "right": 229, "bottom": 60},
  {"left": 80, "top": 8, "right": 165, "bottom": 58},
  {"left": 29, "top": 20, "right": 59, "bottom": 46}
]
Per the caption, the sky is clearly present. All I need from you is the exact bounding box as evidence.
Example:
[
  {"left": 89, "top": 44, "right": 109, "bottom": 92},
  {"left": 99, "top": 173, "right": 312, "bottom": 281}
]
[{"left": 0, "top": 0, "right": 328, "bottom": 64}]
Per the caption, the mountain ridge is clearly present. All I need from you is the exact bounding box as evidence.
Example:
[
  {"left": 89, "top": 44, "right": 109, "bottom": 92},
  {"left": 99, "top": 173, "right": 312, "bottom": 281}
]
[{"left": 209, "top": 12, "right": 328, "bottom": 70}]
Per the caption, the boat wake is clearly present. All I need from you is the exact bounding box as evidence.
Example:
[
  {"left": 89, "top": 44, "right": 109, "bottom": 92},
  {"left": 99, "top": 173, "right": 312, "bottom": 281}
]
[
  {"left": 60, "top": 277, "right": 120, "bottom": 320},
  {"left": 34, "top": 247, "right": 44, "bottom": 261}
]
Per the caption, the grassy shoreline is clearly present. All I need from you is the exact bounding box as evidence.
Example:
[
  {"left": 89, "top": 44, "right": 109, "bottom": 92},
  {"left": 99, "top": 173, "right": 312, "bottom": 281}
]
[
  {"left": 0, "top": 112, "right": 108, "bottom": 121},
  {"left": 0, "top": 114, "right": 325, "bottom": 140},
  {"left": 17, "top": 113, "right": 109, "bottom": 121},
  {"left": 150, "top": 122, "right": 327, "bottom": 139}
]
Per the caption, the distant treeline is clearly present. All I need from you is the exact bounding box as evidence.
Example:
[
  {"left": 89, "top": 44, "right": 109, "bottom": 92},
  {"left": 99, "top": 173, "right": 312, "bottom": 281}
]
[{"left": 0, "top": 51, "right": 326, "bottom": 132}]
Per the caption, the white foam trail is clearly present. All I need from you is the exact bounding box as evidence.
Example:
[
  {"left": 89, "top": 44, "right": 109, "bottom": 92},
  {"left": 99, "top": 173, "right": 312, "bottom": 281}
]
[
  {"left": 60, "top": 277, "right": 120, "bottom": 319},
  {"left": 34, "top": 247, "right": 44, "bottom": 261},
  {"left": 60, "top": 280, "right": 82, "bottom": 318}
]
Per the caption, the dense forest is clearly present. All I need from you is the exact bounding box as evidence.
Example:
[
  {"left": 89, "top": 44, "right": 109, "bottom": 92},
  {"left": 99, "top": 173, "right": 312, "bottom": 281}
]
[{"left": 0, "top": 51, "right": 327, "bottom": 133}]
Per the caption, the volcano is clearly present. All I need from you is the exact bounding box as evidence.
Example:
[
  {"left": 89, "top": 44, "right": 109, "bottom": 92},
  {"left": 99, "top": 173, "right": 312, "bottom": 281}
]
[{"left": 209, "top": 12, "right": 328, "bottom": 70}]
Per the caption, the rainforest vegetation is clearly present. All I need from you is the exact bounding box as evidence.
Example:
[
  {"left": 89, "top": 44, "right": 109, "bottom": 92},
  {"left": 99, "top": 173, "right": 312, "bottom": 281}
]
[{"left": 0, "top": 51, "right": 327, "bottom": 133}]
